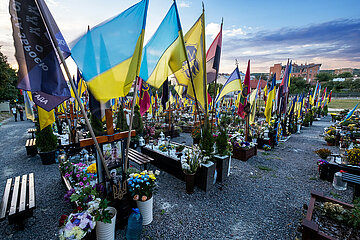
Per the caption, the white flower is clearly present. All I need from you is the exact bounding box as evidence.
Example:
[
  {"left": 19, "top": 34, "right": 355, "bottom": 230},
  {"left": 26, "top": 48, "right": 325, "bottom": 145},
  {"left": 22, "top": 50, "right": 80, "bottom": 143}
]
[{"left": 154, "top": 170, "right": 160, "bottom": 175}]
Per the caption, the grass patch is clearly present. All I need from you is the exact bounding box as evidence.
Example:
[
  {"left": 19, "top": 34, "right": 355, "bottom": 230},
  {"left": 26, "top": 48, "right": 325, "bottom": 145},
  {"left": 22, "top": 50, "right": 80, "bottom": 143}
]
[
  {"left": 250, "top": 174, "right": 262, "bottom": 179},
  {"left": 262, "top": 152, "right": 270, "bottom": 155},
  {"left": 309, "top": 177, "right": 317, "bottom": 180},
  {"left": 330, "top": 191, "right": 340, "bottom": 198},
  {"left": 286, "top": 176, "right": 295, "bottom": 180},
  {"left": 275, "top": 156, "right": 282, "bottom": 160},
  {"left": 257, "top": 165, "right": 273, "bottom": 171},
  {"left": 271, "top": 173, "right": 278, "bottom": 178},
  {"left": 328, "top": 98, "right": 359, "bottom": 110},
  {"left": 160, "top": 209, "right": 165, "bottom": 215}
]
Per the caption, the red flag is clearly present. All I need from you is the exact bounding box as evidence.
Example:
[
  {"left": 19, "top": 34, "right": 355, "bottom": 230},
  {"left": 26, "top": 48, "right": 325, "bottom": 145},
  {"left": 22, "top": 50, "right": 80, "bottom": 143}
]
[
  {"left": 207, "top": 92, "right": 212, "bottom": 104},
  {"left": 206, "top": 21, "right": 223, "bottom": 84},
  {"left": 237, "top": 60, "right": 250, "bottom": 118},
  {"left": 328, "top": 90, "right": 332, "bottom": 103},
  {"left": 139, "top": 81, "right": 150, "bottom": 116}
]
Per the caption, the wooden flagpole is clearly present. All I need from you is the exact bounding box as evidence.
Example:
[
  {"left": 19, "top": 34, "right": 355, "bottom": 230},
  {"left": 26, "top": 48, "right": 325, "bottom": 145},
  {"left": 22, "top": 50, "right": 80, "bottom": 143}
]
[{"left": 35, "top": 0, "right": 110, "bottom": 179}]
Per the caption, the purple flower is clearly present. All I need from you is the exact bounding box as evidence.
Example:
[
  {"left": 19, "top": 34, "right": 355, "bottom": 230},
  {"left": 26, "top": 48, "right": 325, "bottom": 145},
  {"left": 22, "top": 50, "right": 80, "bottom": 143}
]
[
  {"left": 94, "top": 183, "right": 104, "bottom": 193},
  {"left": 73, "top": 219, "right": 80, "bottom": 226},
  {"left": 76, "top": 174, "right": 80, "bottom": 178},
  {"left": 79, "top": 182, "right": 84, "bottom": 186},
  {"left": 83, "top": 177, "right": 87, "bottom": 181}
]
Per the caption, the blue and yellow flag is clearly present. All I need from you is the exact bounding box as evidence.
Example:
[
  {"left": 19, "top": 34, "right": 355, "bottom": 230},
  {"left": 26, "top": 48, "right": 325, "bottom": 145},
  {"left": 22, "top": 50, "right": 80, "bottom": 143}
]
[
  {"left": 265, "top": 74, "right": 276, "bottom": 123},
  {"left": 71, "top": 0, "right": 149, "bottom": 102},
  {"left": 174, "top": 13, "right": 207, "bottom": 111},
  {"left": 140, "top": 1, "right": 186, "bottom": 88},
  {"left": 37, "top": 106, "right": 55, "bottom": 130},
  {"left": 215, "top": 67, "right": 242, "bottom": 104},
  {"left": 342, "top": 103, "right": 359, "bottom": 123}
]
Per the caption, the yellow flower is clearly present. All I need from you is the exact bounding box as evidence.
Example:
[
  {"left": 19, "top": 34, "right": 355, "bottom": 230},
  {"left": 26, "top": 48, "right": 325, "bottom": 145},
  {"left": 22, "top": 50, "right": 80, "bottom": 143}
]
[
  {"left": 134, "top": 173, "right": 140, "bottom": 178},
  {"left": 86, "top": 163, "right": 97, "bottom": 174}
]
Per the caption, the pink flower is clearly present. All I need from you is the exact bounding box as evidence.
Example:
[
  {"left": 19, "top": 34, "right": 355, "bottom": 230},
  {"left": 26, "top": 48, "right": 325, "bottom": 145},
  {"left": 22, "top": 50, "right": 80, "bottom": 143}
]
[
  {"left": 86, "top": 182, "right": 90, "bottom": 186},
  {"left": 141, "top": 196, "right": 147, "bottom": 201},
  {"left": 76, "top": 174, "right": 80, "bottom": 178},
  {"left": 79, "top": 182, "right": 84, "bottom": 186},
  {"left": 83, "top": 177, "right": 87, "bottom": 181},
  {"left": 133, "top": 195, "right": 139, "bottom": 201}
]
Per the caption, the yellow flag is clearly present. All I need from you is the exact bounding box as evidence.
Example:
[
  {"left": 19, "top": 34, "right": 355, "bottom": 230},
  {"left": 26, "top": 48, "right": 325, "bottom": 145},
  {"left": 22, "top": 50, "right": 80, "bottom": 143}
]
[
  {"left": 249, "top": 90, "right": 257, "bottom": 124},
  {"left": 37, "top": 106, "right": 55, "bottom": 130},
  {"left": 174, "top": 13, "right": 207, "bottom": 111}
]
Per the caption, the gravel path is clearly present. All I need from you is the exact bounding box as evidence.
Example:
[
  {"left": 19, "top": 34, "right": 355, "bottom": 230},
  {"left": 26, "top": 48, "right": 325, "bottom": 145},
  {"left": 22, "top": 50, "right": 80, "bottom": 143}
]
[
  {"left": 0, "top": 116, "right": 353, "bottom": 239},
  {"left": 0, "top": 118, "right": 73, "bottom": 240}
]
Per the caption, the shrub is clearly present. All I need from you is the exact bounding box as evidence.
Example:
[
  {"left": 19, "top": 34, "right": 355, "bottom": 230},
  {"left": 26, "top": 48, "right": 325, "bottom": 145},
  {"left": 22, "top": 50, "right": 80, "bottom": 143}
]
[
  {"left": 36, "top": 125, "right": 57, "bottom": 152},
  {"left": 116, "top": 105, "right": 128, "bottom": 131},
  {"left": 314, "top": 148, "right": 332, "bottom": 159},
  {"left": 347, "top": 148, "right": 360, "bottom": 165}
]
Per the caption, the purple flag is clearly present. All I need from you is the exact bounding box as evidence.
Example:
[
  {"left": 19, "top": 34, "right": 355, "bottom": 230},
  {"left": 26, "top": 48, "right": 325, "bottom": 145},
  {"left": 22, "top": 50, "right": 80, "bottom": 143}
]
[{"left": 9, "top": 0, "right": 71, "bottom": 111}]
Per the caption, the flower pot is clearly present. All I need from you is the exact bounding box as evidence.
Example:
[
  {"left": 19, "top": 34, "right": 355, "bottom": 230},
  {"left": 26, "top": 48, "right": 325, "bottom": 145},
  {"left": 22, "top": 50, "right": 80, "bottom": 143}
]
[
  {"left": 136, "top": 196, "right": 153, "bottom": 225},
  {"left": 214, "top": 155, "right": 230, "bottom": 182},
  {"left": 96, "top": 207, "right": 117, "bottom": 240},
  {"left": 38, "top": 150, "right": 56, "bottom": 165},
  {"left": 185, "top": 173, "right": 195, "bottom": 194},
  {"left": 326, "top": 141, "right": 335, "bottom": 146}
]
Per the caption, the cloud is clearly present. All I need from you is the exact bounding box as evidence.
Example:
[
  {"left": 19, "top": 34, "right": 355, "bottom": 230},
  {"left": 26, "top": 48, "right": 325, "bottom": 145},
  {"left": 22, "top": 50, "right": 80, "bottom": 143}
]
[
  {"left": 206, "top": 22, "right": 247, "bottom": 39},
  {"left": 205, "top": 23, "right": 220, "bottom": 39},
  {"left": 220, "top": 18, "right": 360, "bottom": 72},
  {"left": 178, "top": 1, "right": 191, "bottom": 8}
]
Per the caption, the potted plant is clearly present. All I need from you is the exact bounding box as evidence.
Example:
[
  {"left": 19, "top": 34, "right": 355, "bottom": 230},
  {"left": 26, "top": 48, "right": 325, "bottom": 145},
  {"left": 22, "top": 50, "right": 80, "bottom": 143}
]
[
  {"left": 116, "top": 104, "right": 128, "bottom": 132},
  {"left": 302, "top": 191, "right": 360, "bottom": 240},
  {"left": 36, "top": 125, "right": 58, "bottom": 165},
  {"left": 191, "top": 125, "right": 201, "bottom": 145},
  {"left": 314, "top": 148, "right": 332, "bottom": 160},
  {"left": 231, "top": 135, "right": 257, "bottom": 161},
  {"left": 181, "top": 145, "right": 203, "bottom": 194},
  {"left": 303, "top": 113, "right": 311, "bottom": 127},
  {"left": 347, "top": 148, "right": 360, "bottom": 166},
  {"left": 324, "top": 135, "right": 336, "bottom": 146},
  {"left": 214, "top": 116, "right": 231, "bottom": 182},
  {"left": 127, "top": 170, "right": 160, "bottom": 225},
  {"left": 58, "top": 211, "right": 96, "bottom": 240}
]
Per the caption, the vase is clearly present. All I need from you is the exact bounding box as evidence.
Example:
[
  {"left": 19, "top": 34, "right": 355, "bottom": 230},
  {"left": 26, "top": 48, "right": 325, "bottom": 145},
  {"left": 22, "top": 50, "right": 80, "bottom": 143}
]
[
  {"left": 96, "top": 207, "right": 117, "bottom": 240},
  {"left": 136, "top": 196, "right": 153, "bottom": 225},
  {"left": 185, "top": 173, "right": 195, "bottom": 194},
  {"left": 38, "top": 150, "right": 56, "bottom": 165}
]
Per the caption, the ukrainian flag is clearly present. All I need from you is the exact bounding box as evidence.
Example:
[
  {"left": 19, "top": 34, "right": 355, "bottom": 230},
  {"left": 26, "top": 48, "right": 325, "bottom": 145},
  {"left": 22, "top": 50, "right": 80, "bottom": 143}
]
[
  {"left": 215, "top": 67, "right": 242, "bottom": 104},
  {"left": 342, "top": 103, "right": 359, "bottom": 123},
  {"left": 71, "top": 0, "right": 149, "bottom": 102},
  {"left": 140, "top": 1, "right": 186, "bottom": 88},
  {"left": 265, "top": 74, "right": 276, "bottom": 124}
]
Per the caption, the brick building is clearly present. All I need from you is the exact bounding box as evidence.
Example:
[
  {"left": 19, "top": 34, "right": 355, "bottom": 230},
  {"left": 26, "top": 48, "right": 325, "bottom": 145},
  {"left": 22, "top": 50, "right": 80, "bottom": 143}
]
[
  {"left": 269, "top": 62, "right": 321, "bottom": 85},
  {"left": 334, "top": 68, "right": 353, "bottom": 75}
]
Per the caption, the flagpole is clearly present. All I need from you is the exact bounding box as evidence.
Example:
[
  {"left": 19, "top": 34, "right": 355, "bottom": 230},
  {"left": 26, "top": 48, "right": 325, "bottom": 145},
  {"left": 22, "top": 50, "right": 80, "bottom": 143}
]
[
  {"left": 124, "top": 76, "right": 140, "bottom": 174},
  {"left": 35, "top": 0, "right": 110, "bottom": 179},
  {"left": 201, "top": 5, "right": 208, "bottom": 130}
]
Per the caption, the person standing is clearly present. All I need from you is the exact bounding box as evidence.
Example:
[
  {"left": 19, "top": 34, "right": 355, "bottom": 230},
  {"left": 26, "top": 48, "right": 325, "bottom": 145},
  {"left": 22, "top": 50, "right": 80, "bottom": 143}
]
[
  {"left": 18, "top": 105, "right": 24, "bottom": 121},
  {"left": 11, "top": 106, "right": 17, "bottom": 122}
]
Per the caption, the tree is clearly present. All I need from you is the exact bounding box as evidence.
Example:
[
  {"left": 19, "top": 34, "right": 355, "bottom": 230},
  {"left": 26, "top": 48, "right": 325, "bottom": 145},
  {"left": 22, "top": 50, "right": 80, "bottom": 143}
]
[
  {"left": 315, "top": 72, "right": 334, "bottom": 82},
  {"left": 289, "top": 76, "right": 310, "bottom": 94},
  {"left": 208, "top": 82, "right": 223, "bottom": 98},
  {"left": 0, "top": 48, "right": 22, "bottom": 102},
  {"left": 338, "top": 72, "right": 352, "bottom": 78}
]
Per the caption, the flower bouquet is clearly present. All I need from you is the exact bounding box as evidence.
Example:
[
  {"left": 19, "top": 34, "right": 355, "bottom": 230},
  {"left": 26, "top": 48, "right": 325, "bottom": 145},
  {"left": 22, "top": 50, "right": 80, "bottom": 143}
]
[
  {"left": 127, "top": 170, "right": 160, "bottom": 201},
  {"left": 59, "top": 211, "right": 95, "bottom": 240},
  {"left": 181, "top": 145, "right": 203, "bottom": 175}
]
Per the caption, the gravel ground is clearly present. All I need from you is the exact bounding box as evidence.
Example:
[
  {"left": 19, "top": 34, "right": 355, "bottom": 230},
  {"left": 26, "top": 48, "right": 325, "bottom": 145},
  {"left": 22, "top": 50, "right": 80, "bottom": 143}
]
[{"left": 0, "top": 116, "right": 354, "bottom": 239}]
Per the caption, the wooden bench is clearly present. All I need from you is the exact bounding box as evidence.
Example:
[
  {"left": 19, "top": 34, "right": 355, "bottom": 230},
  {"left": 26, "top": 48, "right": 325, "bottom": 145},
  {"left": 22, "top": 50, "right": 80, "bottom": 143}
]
[
  {"left": 0, "top": 173, "right": 35, "bottom": 228},
  {"left": 342, "top": 172, "right": 360, "bottom": 201},
  {"left": 25, "top": 138, "right": 37, "bottom": 156},
  {"left": 27, "top": 128, "right": 36, "bottom": 139},
  {"left": 128, "top": 148, "right": 153, "bottom": 170}
]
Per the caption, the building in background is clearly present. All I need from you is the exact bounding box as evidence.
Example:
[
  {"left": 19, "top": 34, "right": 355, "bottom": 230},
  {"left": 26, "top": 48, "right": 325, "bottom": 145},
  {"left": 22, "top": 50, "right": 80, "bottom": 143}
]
[
  {"left": 269, "top": 62, "right": 321, "bottom": 85},
  {"left": 334, "top": 68, "right": 353, "bottom": 75}
]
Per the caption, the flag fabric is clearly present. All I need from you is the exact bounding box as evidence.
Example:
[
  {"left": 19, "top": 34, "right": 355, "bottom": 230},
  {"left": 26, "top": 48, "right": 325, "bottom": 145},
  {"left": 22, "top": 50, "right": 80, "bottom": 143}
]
[
  {"left": 36, "top": 0, "right": 71, "bottom": 58},
  {"left": 206, "top": 21, "right": 222, "bottom": 84},
  {"left": 88, "top": 89, "right": 102, "bottom": 120},
  {"left": 278, "top": 60, "right": 291, "bottom": 114},
  {"left": 237, "top": 60, "right": 250, "bottom": 118},
  {"left": 174, "top": 13, "right": 207, "bottom": 111},
  {"left": 265, "top": 74, "right": 276, "bottom": 123},
  {"left": 161, "top": 78, "right": 169, "bottom": 110},
  {"left": 9, "top": 0, "right": 71, "bottom": 111},
  {"left": 328, "top": 90, "right": 332, "bottom": 103},
  {"left": 215, "top": 67, "right": 242, "bottom": 104},
  {"left": 249, "top": 89, "right": 257, "bottom": 124},
  {"left": 139, "top": 81, "right": 151, "bottom": 116},
  {"left": 23, "top": 91, "right": 35, "bottom": 121},
  {"left": 140, "top": 1, "right": 186, "bottom": 88},
  {"left": 264, "top": 83, "right": 268, "bottom": 101},
  {"left": 342, "top": 103, "right": 359, "bottom": 123},
  {"left": 37, "top": 106, "right": 55, "bottom": 130},
  {"left": 71, "top": 0, "right": 149, "bottom": 102}
]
